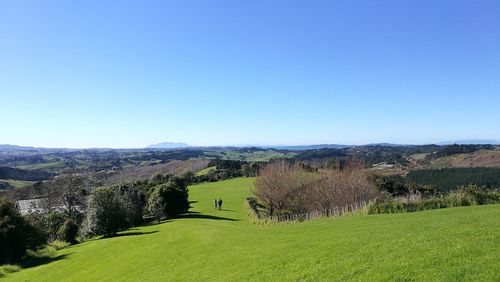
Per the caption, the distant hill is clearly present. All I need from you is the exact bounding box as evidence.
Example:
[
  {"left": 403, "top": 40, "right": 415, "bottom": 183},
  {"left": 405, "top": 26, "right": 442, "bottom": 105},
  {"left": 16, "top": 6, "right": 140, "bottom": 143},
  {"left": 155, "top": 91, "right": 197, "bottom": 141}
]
[
  {"left": 0, "top": 144, "right": 36, "bottom": 151},
  {"left": 146, "top": 142, "right": 190, "bottom": 149},
  {"left": 438, "top": 140, "right": 500, "bottom": 145},
  {"left": 264, "top": 144, "right": 352, "bottom": 151}
]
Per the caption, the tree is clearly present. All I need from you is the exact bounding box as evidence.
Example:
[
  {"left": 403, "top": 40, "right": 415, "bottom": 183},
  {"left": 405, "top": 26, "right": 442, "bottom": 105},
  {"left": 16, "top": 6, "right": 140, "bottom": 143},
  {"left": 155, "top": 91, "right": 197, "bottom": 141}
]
[
  {"left": 0, "top": 198, "right": 46, "bottom": 264},
  {"left": 82, "top": 187, "right": 130, "bottom": 238},
  {"left": 147, "top": 179, "right": 189, "bottom": 222},
  {"left": 117, "top": 184, "right": 145, "bottom": 226},
  {"left": 147, "top": 187, "right": 166, "bottom": 223},
  {"left": 43, "top": 173, "right": 91, "bottom": 221},
  {"left": 253, "top": 159, "right": 377, "bottom": 216}
]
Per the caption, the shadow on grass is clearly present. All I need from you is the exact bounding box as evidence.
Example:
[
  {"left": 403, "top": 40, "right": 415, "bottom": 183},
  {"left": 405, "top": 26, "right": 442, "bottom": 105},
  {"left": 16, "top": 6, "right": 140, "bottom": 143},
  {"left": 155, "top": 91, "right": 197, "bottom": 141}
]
[
  {"left": 106, "top": 230, "right": 159, "bottom": 238},
  {"left": 175, "top": 212, "right": 238, "bottom": 221},
  {"left": 19, "top": 254, "right": 69, "bottom": 269}
]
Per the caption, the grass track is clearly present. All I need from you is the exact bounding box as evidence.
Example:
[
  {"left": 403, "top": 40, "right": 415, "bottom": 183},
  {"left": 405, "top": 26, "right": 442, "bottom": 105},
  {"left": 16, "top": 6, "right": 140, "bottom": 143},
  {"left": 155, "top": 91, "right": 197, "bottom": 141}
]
[{"left": 3, "top": 178, "right": 500, "bottom": 281}]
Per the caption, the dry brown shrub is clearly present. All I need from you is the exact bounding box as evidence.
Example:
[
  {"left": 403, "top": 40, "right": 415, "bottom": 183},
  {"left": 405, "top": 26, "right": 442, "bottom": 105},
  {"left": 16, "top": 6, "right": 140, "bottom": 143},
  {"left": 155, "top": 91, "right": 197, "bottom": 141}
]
[{"left": 254, "top": 159, "right": 376, "bottom": 216}]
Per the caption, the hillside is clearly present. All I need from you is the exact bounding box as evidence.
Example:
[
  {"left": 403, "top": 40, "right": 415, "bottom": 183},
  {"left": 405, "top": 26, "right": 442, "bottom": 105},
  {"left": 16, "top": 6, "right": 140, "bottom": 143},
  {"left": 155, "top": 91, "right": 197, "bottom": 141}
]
[
  {"left": 430, "top": 149, "right": 500, "bottom": 168},
  {"left": 3, "top": 178, "right": 499, "bottom": 281}
]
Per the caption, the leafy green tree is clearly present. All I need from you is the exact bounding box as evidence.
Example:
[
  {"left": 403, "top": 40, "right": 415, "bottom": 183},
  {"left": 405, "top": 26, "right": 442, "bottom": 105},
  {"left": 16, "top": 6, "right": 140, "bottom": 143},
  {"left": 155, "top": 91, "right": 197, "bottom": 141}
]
[
  {"left": 147, "top": 187, "right": 166, "bottom": 223},
  {"left": 147, "top": 179, "right": 189, "bottom": 222},
  {"left": 82, "top": 187, "right": 130, "bottom": 238},
  {"left": 0, "top": 198, "right": 46, "bottom": 264}
]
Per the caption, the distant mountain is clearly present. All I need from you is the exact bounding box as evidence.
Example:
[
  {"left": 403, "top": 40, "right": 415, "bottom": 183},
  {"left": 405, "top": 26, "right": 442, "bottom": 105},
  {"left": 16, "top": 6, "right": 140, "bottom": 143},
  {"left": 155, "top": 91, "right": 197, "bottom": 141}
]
[
  {"left": 0, "top": 144, "right": 32, "bottom": 151},
  {"left": 146, "top": 142, "right": 190, "bottom": 149},
  {"left": 438, "top": 140, "right": 500, "bottom": 145}
]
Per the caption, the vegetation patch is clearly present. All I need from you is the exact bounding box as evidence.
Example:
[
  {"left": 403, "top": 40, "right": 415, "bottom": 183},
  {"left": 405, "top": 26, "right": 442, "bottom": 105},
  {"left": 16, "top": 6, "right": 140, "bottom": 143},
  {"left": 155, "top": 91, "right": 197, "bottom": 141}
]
[
  {"left": 407, "top": 167, "right": 500, "bottom": 191},
  {"left": 369, "top": 185, "right": 500, "bottom": 214}
]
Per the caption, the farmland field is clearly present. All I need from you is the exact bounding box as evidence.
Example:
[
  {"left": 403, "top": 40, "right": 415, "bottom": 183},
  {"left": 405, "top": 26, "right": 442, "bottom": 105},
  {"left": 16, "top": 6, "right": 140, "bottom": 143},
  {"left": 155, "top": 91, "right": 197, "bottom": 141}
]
[{"left": 3, "top": 178, "right": 500, "bottom": 281}]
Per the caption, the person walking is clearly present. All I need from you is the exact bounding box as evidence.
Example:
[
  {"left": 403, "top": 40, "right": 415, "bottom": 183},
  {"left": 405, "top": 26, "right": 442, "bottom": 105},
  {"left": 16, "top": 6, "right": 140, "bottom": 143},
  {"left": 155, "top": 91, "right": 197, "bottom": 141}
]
[
  {"left": 214, "top": 199, "right": 218, "bottom": 210},
  {"left": 218, "top": 198, "right": 223, "bottom": 210}
]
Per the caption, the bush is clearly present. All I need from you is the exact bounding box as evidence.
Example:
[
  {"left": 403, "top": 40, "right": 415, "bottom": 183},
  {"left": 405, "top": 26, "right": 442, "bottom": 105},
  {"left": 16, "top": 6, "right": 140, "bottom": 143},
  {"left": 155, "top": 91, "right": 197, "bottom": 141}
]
[
  {"left": 368, "top": 185, "right": 500, "bottom": 214},
  {"left": 24, "top": 211, "right": 66, "bottom": 242},
  {"left": 57, "top": 219, "right": 79, "bottom": 244},
  {"left": 147, "top": 178, "right": 189, "bottom": 222},
  {"left": 0, "top": 198, "right": 46, "bottom": 264}
]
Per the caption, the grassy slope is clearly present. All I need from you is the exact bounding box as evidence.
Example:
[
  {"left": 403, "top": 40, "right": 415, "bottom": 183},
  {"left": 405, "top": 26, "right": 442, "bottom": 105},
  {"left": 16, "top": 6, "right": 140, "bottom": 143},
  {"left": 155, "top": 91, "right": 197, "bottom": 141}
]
[
  {"left": 431, "top": 149, "right": 500, "bottom": 169},
  {"left": 4, "top": 178, "right": 500, "bottom": 281},
  {"left": 195, "top": 166, "right": 216, "bottom": 176}
]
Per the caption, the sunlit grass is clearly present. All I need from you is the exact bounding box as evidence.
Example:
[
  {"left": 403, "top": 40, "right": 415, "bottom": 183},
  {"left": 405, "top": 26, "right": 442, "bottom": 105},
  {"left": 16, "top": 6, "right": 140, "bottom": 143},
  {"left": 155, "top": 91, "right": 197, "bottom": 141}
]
[{"left": 3, "top": 178, "right": 499, "bottom": 281}]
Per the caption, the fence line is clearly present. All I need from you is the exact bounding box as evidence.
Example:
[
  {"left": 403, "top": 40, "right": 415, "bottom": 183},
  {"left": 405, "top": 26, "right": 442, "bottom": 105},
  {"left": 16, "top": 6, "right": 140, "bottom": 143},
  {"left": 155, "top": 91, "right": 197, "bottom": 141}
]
[{"left": 246, "top": 198, "right": 368, "bottom": 223}]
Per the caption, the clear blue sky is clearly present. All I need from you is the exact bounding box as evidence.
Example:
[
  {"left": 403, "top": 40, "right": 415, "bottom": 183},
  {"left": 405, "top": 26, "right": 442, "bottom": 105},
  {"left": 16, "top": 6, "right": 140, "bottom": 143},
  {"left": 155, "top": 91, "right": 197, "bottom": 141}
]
[{"left": 1, "top": 1, "right": 499, "bottom": 148}]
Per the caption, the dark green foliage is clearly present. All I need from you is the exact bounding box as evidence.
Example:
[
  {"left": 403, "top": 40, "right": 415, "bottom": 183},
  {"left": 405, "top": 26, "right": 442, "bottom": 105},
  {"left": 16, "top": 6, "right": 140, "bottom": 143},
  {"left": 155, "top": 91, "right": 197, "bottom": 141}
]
[
  {"left": 406, "top": 168, "right": 500, "bottom": 192},
  {"left": 57, "top": 219, "right": 79, "bottom": 244},
  {"left": 0, "top": 198, "right": 46, "bottom": 264},
  {"left": 368, "top": 185, "right": 500, "bottom": 214},
  {"left": 82, "top": 184, "right": 147, "bottom": 237},
  {"left": 147, "top": 186, "right": 166, "bottom": 223},
  {"left": 375, "top": 175, "right": 438, "bottom": 197},
  {"left": 116, "top": 184, "right": 145, "bottom": 226},
  {"left": 24, "top": 211, "right": 66, "bottom": 242},
  {"left": 210, "top": 159, "right": 243, "bottom": 170},
  {"left": 147, "top": 179, "right": 189, "bottom": 221},
  {"left": 293, "top": 145, "right": 440, "bottom": 167},
  {"left": 0, "top": 166, "right": 53, "bottom": 181}
]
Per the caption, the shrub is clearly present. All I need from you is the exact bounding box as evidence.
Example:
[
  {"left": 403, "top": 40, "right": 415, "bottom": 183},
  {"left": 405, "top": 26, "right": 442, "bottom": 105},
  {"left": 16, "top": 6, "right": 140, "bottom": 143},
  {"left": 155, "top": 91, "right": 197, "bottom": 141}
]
[
  {"left": 24, "top": 211, "right": 66, "bottom": 242},
  {"left": 147, "top": 178, "right": 190, "bottom": 222},
  {"left": 0, "top": 198, "right": 46, "bottom": 264},
  {"left": 368, "top": 185, "right": 500, "bottom": 214},
  {"left": 57, "top": 219, "right": 79, "bottom": 244}
]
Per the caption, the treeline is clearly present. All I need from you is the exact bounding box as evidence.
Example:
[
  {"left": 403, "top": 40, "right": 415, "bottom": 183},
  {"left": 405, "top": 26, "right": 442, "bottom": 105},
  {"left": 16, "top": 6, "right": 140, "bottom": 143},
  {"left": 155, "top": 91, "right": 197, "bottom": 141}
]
[
  {"left": 406, "top": 168, "right": 500, "bottom": 192},
  {"left": 293, "top": 145, "right": 441, "bottom": 167},
  {"left": 0, "top": 172, "right": 190, "bottom": 264},
  {"left": 253, "top": 160, "right": 376, "bottom": 216},
  {"left": 0, "top": 166, "right": 53, "bottom": 181},
  {"left": 188, "top": 159, "right": 261, "bottom": 184}
]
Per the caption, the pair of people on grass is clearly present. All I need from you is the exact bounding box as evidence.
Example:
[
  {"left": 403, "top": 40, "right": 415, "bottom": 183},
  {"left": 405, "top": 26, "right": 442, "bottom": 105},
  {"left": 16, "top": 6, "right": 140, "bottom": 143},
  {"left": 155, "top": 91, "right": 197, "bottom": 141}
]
[{"left": 213, "top": 198, "right": 223, "bottom": 210}]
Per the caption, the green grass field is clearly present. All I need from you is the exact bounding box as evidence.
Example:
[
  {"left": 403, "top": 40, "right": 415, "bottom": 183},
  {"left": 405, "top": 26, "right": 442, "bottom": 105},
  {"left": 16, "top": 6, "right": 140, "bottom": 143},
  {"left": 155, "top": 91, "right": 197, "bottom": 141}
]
[
  {"left": 3, "top": 178, "right": 500, "bottom": 281},
  {"left": 195, "top": 166, "right": 216, "bottom": 176}
]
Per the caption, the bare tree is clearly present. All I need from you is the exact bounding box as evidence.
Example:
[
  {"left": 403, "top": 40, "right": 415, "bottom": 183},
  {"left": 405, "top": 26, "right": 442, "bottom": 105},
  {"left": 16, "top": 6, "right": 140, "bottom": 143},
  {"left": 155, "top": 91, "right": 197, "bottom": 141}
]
[
  {"left": 253, "top": 159, "right": 377, "bottom": 216},
  {"left": 44, "top": 173, "right": 91, "bottom": 219}
]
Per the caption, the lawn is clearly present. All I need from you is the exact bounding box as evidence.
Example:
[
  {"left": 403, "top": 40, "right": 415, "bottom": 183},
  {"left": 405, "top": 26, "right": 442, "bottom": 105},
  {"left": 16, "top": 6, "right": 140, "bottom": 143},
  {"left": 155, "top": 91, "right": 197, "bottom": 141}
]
[{"left": 3, "top": 178, "right": 500, "bottom": 281}]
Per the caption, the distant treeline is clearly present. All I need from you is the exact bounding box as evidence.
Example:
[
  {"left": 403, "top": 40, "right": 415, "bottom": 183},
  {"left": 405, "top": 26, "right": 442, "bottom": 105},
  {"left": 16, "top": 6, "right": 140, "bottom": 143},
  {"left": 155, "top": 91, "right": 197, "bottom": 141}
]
[
  {"left": 0, "top": 166, "right": 53, "bottom": 181},
  {"left": 293, "top": 145, "right": 441, "bottom": 166},
  {"left": 406, "top": 168, "right": 500, "bottom": 191}
]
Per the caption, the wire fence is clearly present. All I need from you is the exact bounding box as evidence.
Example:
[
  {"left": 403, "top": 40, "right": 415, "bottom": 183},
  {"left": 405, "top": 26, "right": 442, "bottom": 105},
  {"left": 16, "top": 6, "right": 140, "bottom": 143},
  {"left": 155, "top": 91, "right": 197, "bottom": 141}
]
[{"left": 246, "top": 198, "right": 368, "bottom": 223}]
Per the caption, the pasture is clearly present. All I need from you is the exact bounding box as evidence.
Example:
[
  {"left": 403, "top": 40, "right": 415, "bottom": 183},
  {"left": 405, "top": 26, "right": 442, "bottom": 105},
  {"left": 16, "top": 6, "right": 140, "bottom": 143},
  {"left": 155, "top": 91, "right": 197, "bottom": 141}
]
[{"left": 3, "top": 178, "right": 499, "bottom": 281}]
